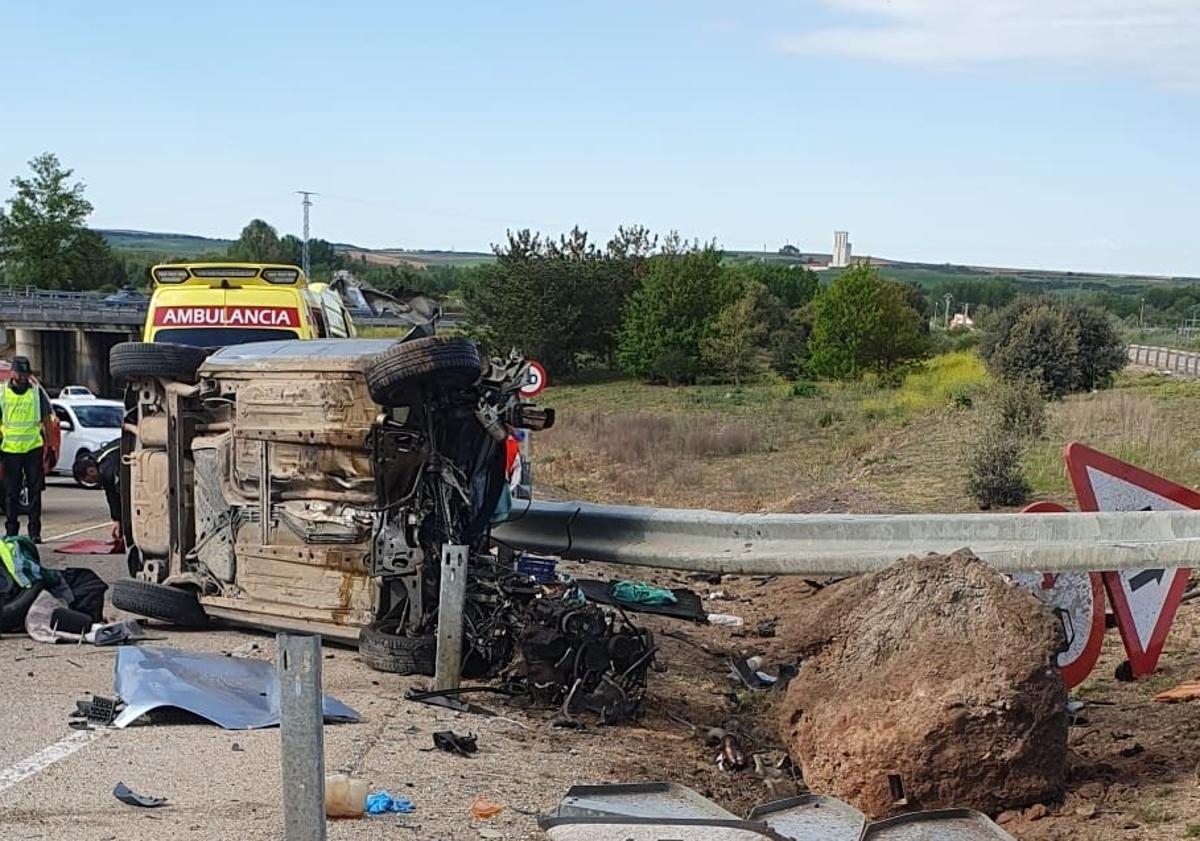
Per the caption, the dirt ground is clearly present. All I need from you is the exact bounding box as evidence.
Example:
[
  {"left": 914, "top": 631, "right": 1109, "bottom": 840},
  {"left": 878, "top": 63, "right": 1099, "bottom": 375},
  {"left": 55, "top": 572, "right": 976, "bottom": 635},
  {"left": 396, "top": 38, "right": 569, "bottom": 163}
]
[{"left": 613, "top": 561, "right": 1200, "bottom": 840}]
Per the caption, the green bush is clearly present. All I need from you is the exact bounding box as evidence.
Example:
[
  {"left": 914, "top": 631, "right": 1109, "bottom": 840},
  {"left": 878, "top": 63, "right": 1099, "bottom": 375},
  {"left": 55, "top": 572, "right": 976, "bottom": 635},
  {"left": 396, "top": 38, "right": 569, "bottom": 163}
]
[
  {"left": 791, "top": 380, "right": 818, "bottom": 398},
  {"left": 966, "top": 436, "right": 1031, "bottom": 509},
  {"left": 981, "top": 296, "right": 1126, "bottom": 396},
  {"left": 989, "top": 379, "right": 1047, "bottom": 439}
]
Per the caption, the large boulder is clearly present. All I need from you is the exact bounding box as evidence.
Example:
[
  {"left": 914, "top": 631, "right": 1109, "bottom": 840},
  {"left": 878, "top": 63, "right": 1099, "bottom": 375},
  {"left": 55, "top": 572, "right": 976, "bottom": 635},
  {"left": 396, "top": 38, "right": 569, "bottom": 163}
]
[{"left": 778, "top": 551, "right": 1067, "bottom": 819}]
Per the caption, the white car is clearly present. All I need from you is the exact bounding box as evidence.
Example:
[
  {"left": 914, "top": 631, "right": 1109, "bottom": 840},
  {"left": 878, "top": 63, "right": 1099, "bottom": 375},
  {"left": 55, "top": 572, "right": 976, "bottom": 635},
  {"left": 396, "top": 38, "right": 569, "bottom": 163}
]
[
  {"left": 59, "top": 385, "right": 96, "bottom": 399},
  {"left": 50, "top": 398, "right": 123, "bottom": 485}
]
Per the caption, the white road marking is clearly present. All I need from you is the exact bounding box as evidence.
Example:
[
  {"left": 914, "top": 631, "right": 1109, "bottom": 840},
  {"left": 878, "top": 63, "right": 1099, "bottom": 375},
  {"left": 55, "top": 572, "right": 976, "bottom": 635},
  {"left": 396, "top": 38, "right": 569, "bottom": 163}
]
[
  {"left": 0, "top": 729, "right": 109, "bottom": 795},
  {"left": 44, "top": 521, "right": 110, "bottom": 543}
]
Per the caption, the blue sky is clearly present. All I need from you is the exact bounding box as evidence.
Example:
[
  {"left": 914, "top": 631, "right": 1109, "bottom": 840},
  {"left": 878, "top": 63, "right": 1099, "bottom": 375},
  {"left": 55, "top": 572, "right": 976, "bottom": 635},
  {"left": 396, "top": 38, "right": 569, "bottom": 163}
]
[{"left": 1, "top": 1, "right": 1198, "bottom": 275}]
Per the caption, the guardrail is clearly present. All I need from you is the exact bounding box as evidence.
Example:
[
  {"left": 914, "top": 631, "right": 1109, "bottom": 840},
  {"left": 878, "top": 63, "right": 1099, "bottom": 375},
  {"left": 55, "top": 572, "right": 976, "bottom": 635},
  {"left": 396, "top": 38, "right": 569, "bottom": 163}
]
[
  {"left": 1129, "top": 343, "right": 1200, "bottom": 377},
  {"left": 492, "top": 499, "right": 1200, "bottom": 575},
  {"left": 0, "top": 290, "right": 459, "bottom": 330}
]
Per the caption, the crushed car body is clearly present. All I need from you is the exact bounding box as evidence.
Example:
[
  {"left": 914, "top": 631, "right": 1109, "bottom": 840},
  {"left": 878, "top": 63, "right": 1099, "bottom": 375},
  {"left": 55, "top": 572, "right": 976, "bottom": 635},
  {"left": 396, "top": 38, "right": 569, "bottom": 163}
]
[{"left": 110, "top": 327, "right": 556, "bottom": 680}]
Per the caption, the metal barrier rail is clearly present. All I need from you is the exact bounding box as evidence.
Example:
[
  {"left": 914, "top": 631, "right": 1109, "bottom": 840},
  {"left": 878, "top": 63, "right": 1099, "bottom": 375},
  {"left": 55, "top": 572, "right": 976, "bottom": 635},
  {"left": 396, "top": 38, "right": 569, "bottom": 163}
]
[
  {"left": 493, "top": 500, "right": 1200, "bottom": 575},
  {"left": 1128, "top": 343, "right": 1200, "bottom": 378}
]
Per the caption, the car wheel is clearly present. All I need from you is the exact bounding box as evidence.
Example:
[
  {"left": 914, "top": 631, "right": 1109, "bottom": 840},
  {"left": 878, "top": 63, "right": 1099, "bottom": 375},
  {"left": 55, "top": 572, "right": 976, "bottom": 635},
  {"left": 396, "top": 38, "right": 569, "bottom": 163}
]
[
  {"left": 73, "top": 448, "right": 100, "bottom": 489},
  {"left": 358, "top": 621, "right": 436, "bottom": 675},
  {"left": 109, "top": 342, "right": 210, "bottom": 384},
  {"left": 111, "top": 578, "right": 209, "bottom": 627},
  {"left": 365, "top": 337, "right": 481, "bottom": 406}
]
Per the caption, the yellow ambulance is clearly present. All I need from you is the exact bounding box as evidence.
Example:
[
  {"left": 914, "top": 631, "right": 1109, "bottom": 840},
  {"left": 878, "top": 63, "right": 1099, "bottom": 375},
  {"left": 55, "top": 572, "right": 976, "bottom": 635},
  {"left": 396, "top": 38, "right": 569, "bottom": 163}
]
[{"left": 144, "top": 263, "right": 356, "bottom": 346}]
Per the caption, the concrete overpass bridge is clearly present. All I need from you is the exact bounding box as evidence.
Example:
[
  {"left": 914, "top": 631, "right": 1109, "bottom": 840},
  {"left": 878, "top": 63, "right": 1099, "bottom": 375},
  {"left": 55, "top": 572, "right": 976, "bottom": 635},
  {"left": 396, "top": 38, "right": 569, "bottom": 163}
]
[
  {"left": 0, "top": 288, "right": 453, "bottom": 397},
  {"left": 0, "top": 289, "right": 142, "bottom": 396}
]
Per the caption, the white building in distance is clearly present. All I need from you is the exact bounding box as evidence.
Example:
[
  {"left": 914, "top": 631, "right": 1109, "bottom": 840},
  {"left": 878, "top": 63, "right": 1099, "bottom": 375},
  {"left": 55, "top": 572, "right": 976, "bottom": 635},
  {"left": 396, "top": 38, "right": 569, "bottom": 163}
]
[{"left": 831, "top": 231, "right": 852, "bottom": 268}]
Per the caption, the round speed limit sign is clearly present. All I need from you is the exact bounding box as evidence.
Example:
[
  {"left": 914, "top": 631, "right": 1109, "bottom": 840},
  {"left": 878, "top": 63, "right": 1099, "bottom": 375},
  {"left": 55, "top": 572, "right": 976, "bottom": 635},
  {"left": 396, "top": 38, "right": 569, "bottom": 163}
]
[{"left": 520, "top": 361, "right": 547, "bottom": 398}]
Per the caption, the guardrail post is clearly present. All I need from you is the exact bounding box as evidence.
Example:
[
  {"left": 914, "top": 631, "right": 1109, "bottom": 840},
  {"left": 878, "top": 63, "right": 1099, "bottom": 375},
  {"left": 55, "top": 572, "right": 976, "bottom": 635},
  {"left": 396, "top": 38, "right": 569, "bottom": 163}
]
[
  {"left": 435, "top": 543, "right": 469, "bottom": 691},
  {"left": 277, "top": 634, "right": 327, "bottom": 841}
]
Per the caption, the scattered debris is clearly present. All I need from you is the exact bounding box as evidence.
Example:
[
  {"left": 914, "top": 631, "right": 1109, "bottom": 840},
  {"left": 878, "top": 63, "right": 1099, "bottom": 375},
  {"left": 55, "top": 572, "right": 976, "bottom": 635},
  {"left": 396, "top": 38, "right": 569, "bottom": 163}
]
[
  {"left": 516, "top": 553, "right": 559, "bottom": 584},
  {"left": 706, "top": 590, "right": 728, "bottom": 600},
  {"left": 433, "top": 730, "right": 478, "bottom": 756},
  {"left": 326, "top": 773, "right": 369, "bottom": 818},
  {"left": 113, "top": 646, "right": 360, "bottom": 729},
  {"left": 1154, "top": 681, "right": 1200, "bottom": 703},
  {"left": 469, "top": 795, "right": 504, "bottom": 820},
  {"left": 366, "top": 791, "right": 415, "bottom": 815},
  {"left": 72, "top": 695, "right": 119, "bottom": 726},
  {"left": 716, "top": 733, "right": 747, "bottom": 771},
  {"left": 575, "top": 578, "right": 704, "bottom": 621},
  {"left": 780, "top": 552, "right": 1068, "bottom": 819},
  {"left": 539, "top": 783, "right": 1018, "bottom": 841},
  {"left": 113, "top": 782, "right": 167, "bottom": 808},
  {"left": 86, "top": 618, "right": 146, "bottom": 646},
  {"left": 519, "top": 597, "right": 654, "bottom": 724},
  {"left": 755, "top": 619, "right": 778, "bottom": 638},
  {"left": 707, "top": 613, "right": 744, "bottom": 627}
]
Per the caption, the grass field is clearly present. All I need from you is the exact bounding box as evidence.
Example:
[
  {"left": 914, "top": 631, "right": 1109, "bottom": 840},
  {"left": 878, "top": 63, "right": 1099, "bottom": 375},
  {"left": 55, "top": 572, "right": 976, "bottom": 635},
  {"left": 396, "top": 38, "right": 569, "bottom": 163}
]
[
  {"left": 534, "top": 356, "right": 1200, "bottom": 515},
  {"left": 99, "top": 229, "right": 233, "bottom": 256}
]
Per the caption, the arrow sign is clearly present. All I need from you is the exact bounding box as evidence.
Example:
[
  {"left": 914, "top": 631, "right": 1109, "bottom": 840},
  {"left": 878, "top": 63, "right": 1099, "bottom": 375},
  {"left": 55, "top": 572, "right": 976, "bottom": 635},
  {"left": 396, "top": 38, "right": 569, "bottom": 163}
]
[
  {"left": 1010, "top": 501, "right": 1106, "bottom": 688},
  {"left": 1065, "top": 443, "right": 1200, "bottom": 677}
]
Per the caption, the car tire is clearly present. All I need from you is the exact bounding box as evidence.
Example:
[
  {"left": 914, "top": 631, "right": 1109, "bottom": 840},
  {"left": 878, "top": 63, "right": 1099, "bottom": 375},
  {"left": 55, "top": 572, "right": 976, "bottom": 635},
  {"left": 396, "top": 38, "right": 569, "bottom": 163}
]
[
  {"left": 365, "top": 337, "right": 481, "bottom": 405},
  {"left": 358, "top": 621, "right": 436, "bottom": 675},
  {"left": 73, "top": 448, "right": 100, "bottom": 489},
  {"left": 111, "top": 578, "right": 209, "bottom": 627},
  {"left": 109, "top": 342, "right": 210, "bottom": 383}
]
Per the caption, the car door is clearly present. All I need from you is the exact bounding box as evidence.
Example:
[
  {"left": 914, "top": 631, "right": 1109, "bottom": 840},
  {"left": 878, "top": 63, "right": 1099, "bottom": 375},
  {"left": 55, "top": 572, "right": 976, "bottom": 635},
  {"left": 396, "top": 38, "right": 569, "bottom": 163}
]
[{"left": 50, "top": 402, "right": 76, "bottom": 473}]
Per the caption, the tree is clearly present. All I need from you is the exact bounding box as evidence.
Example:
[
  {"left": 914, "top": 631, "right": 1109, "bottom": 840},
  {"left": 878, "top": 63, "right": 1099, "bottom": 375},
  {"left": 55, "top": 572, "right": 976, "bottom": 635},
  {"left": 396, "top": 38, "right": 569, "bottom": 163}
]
[
  {"left": 807, "top": 265, "right": 928, "bottom": 380},
  {"left": 989, "top": 305, "right": 1079, "bottom": 397},
  {"left": 724, "top": 262, "right": 818, "bottom": 310},
  {"left": 0, "top": 152, "right": 111, "bottom": 289},
  {"left": 981, "top": 296, "right": 1125, "bottom": 395},
  {"left": 463, "top": 226, "right": 647, "bottom": 376},
  {"left": 229, "top": 219, "right": 282, "bottom": 262},
  {"left": 701, "top": 282, "right": 774, "bottom": 386},
  {"left": 1062, "top": 301, "right": 1127, "bottom": 391},
  {"left": 617, "top": 244, "right": 724, "bottom": 382}
]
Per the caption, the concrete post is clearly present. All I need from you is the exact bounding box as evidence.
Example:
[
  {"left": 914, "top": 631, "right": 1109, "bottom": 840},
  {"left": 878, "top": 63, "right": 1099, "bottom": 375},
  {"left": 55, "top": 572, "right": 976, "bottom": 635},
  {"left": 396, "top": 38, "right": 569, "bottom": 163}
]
[
  {"left": 74, "top": 330, "right": 105, "bottom": 395},
  {"left": 13, "top": 329, "right": 41, "bottom": 373}
]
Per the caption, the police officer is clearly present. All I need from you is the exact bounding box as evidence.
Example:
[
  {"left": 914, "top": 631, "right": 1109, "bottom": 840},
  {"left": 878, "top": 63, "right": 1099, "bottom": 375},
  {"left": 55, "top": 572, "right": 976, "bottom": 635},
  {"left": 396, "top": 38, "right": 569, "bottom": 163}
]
[
  {"left": 0, "top": 357, "right": 54, "bottom": 542},
  {"left": 73, "top": 439, "right": 122, "bottom": 542}
]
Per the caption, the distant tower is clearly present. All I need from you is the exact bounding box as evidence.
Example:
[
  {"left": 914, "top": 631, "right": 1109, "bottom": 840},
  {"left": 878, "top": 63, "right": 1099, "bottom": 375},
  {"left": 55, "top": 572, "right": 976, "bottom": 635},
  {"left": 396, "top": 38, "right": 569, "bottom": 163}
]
[
  {"left": 832, "top": 231, "right": 852, "bottom": 268},
  {"left": 296, "top": 191, "right": 317, "bottom": 278}
]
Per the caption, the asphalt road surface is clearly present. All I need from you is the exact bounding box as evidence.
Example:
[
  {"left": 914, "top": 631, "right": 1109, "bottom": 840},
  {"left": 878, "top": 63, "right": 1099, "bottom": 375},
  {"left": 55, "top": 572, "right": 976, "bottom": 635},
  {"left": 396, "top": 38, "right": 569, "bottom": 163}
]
[{"left": 0, "top": 479, "right": 588, "bottom": 841}]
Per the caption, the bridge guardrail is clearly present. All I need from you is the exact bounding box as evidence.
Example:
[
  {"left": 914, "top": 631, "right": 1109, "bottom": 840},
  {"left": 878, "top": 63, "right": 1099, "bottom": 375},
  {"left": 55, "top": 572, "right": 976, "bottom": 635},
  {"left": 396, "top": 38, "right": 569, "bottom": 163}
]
[{"left": 1128, "top": 343, "right": 1200, "bottom": 378}]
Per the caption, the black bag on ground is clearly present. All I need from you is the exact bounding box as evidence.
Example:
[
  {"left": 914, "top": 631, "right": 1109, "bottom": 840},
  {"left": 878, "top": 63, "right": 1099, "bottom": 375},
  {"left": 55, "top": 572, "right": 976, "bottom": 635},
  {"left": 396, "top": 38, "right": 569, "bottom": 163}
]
[{"left": 61, "top": 568, "right": 108, "bottom": 623}]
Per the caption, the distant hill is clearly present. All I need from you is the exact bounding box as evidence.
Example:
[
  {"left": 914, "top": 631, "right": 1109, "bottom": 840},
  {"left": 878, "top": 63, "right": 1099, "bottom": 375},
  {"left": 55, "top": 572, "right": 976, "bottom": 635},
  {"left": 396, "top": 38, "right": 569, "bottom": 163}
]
[
  {"left": 98, "top": 229, "right": 1197, "bottom": 288},
  {"left": 99, "top": 229, "right": 234, "bottom": 256}
]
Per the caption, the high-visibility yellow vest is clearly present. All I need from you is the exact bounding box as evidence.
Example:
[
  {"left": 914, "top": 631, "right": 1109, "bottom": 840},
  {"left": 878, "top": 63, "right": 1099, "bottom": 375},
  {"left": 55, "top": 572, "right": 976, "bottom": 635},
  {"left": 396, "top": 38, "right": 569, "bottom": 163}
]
[{"left": 0, "top": 385, "right": 44, "bottom": 454}]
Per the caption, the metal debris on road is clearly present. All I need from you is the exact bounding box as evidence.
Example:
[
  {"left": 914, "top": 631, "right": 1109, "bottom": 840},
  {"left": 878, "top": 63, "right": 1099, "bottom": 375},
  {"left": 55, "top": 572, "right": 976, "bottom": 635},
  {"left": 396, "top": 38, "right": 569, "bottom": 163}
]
[
  {"left": 113, "top": 781, "right": 167, "bottom": 808},
  {"left": 432, "top": 730, "right": 479, "bottom": 756},
  {"left": 112, "top": 645, "right": 361, "bottom": 729},
  {"left": 539, "top": 783, "right": 1018, "bottom": 841}
]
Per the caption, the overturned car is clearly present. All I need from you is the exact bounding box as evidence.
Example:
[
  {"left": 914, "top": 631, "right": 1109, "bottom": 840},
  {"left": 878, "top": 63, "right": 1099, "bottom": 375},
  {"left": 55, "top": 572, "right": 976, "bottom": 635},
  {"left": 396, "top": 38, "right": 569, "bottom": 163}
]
[{"left": 108, "top": 331, "right": 555, "bottom": 677}]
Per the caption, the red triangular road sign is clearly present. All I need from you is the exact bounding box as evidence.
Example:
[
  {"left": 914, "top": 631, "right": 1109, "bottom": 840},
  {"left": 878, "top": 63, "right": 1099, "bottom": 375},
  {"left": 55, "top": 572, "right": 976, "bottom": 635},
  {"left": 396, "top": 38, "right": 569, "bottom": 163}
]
[
  {"left": 1012, "top": 501, "right": 1106, "bottom": 688},
  {"left": 1065, "top": 443, "right": 1199, "bottom": 676}
]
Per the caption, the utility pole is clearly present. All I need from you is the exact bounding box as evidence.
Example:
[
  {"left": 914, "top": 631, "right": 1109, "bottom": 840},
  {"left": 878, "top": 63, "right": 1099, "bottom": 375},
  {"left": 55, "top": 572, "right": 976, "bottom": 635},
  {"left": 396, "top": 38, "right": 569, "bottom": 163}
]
[
  {"left": 296, "top": 191, "right": 317, "bottom": 279},
  {"left": 1140, "top": 298, "right": 1145, "bottom": 331},
  {"left": 943, "top": 293, "right": 953, "bottom": 330}
]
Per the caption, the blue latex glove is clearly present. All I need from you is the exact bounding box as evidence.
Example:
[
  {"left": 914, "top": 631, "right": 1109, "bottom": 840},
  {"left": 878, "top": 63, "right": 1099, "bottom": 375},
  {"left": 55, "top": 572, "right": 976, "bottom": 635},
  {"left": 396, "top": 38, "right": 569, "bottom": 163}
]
[{"left": 366, "top": 791, "right": 415, "bottom": 815}]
